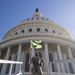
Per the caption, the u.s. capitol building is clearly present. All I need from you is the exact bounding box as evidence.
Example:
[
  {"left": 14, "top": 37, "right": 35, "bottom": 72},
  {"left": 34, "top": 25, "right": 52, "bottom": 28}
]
[{"left": 0, "top": 8, "right": 75, "bottom": 75}]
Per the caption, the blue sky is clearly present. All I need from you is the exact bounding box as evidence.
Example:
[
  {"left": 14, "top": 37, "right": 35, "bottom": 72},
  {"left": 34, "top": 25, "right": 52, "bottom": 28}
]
[{"left": 0, "top": 0, "right": 75, "bottom": 41}]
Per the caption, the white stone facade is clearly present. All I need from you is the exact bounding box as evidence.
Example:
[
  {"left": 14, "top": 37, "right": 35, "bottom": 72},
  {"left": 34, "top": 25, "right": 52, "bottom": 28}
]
[{"left": 0, "top": 9, "right": 75, "bottom": 75}]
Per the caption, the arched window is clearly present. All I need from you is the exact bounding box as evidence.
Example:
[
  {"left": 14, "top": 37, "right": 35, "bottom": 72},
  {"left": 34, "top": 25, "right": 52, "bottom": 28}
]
[
  {"left": 45, "top": 29, "right": 48, "bottom": 32},
  {"left": 49, "top": 53, "right": 53, "bottom": 62},
  {"left": 49, "top": 53, "right": 55, "bottom": 72},
  {"left": 25, "top": 53, "right": 30, "bottom": 72},
  {"left": 37, "top": 28, "right": 40, "bottom": 32},
  {"left": 42, "top": 17, "right": 44, "bottom": 20},
  {"left": 32, "top": 18, "right": 34, "bottom": 20},
  {"left": 15, "top": 32, "right": 18, "bottom": 35},
  {"left": 29, "top": 28, "right": 32, "bottom": 32},
  {"left": 21, "top": 30, "right": 25, "bottom": 33},
  {"left": 52, "top": 30, "right": 55, "bottom": 33},
  {"left": 27, "top": 18, "right": 29, "bottom": 21}
]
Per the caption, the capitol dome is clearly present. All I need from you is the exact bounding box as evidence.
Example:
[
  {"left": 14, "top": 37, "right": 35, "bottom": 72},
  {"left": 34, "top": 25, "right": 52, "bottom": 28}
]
[
  {"left": 0, "top": 8, "right": 75, "bottom": 75},
  {"left": 2, "top": 8, "right": 72, "bottom": 41}
]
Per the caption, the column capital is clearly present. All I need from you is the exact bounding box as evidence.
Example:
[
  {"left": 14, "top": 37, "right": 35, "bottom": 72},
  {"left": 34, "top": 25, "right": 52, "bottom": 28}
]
[
  {"left": 19, "top": 43, "right": 22, "bottom": 45},
  {"left": 57, "top": 44, "right": 60, "bottom": 47},
  {"left": 7, "top": 46, "right": 11, "bottom": 49},
  {"left": 45, "top": 42, "right": 48, "bottom": 44},
  {"left": 44, "top": 42, "right": 49, "bottom": 71}
]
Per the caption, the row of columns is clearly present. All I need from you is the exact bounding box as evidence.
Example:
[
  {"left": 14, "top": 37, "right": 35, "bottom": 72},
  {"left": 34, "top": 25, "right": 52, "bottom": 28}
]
[
  {"left": 31, "top": 43, "right": 75, "bottom": 73},
  {"left": 57, "top": 45, "right": 65, "bottom": 72},
  {"left": 0, "top": 43, "right": 75, "bottom": 75},
  {"left": 1, "top": 47, "right": 10, "bottom": 75},
  {"left": 54, "top": 45, "right": 75, "bottom": 73},
  {"left": 1, "top": 44, "right": 22, "bottom": 75}
]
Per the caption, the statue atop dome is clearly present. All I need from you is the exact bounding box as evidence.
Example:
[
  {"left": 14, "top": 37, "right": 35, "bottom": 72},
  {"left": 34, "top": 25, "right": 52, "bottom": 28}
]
[
  {"left": 32, "top": 8, "right": 42, "bottom": 17},
  {"left": 35, "top": 8, "right": 39, "bottom": 12}
]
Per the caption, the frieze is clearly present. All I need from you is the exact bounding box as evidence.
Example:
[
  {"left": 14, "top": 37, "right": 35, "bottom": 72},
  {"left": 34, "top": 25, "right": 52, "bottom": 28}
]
[
  {"left": 1, "top": 35, "right": 75, "bottom": 46},
  {"left": 3, "top": 21, "right": 71, "bottom": 40}
]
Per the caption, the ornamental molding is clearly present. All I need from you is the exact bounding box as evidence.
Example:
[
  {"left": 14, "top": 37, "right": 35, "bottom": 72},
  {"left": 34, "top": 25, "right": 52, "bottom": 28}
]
[
  {"left": 1, "top": 35, "right": 75, "bottom": 46},
  {"left": 3, "top": 21, "right": 71, "bottom": 40}
]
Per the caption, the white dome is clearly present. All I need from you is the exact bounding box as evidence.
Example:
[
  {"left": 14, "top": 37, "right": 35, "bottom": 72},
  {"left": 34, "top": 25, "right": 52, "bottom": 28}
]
[
  {"left": 2, "top": 9, "right": 72, "bottom": 41},
  {"left": 1, "top": 8, "right": 74, "bottom": 47}
]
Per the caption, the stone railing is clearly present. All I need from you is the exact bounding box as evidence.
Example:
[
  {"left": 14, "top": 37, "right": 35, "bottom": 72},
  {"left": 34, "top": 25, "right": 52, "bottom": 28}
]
[
  {"left": 47, "top": 59, "right": 75, "bottom": 75},
  {"left": 0, "top": 59, "right": 23, "bottom": 75},
  {"left": 1, "top": 59, "right": 75, "bottom": 75}
]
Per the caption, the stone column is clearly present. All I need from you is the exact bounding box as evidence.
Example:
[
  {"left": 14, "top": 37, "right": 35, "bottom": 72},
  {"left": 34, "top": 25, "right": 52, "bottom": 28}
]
[
  {"left": 0, "top": 51, "right": 1, "bottom": 68},
  {"left": 0, "top": 51, "right": 1, "bottom": 72},
  {"left": 68, "top": 47, "right": 75, "bottom": 73},
  {"left": 1, "top": 47, "right": 10, "bottom": 75},
  {"left": 42, "top": 48, "right": 45, "bottom": 71},
  {"left": 21, "top": 51, "right": 25, "bottom": 72},
  {"left": 30, "top": 48, "right": 35, "bottom": 70},
  {"left": 44, "top": 43, "right": 49, "bottom": 71},
  {"left": 0, "top": 51, "right": 1, "bottom": 59},
  {"left": 63, "top": 53, "right": 70, "bottom": 73},
  {"left": 15, "top": 44, "right": 22, "bottom": 74},
  {"left": 11, "top": 54, "right": 15, "bottom": 73},
  {"left": 68, "top": 47, "right": 73, "bottom": 59},
  {"left": 54, "top": 51, "right": 61, "bottom": 73},
  {"left": 57, "top": 44, "right": 65, "bottom": 73}
]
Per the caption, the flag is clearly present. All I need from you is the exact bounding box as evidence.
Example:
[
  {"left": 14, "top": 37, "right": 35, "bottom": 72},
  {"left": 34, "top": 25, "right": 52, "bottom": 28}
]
[{"left": 30, "top": 40, "right": 42, "bottom": 49}]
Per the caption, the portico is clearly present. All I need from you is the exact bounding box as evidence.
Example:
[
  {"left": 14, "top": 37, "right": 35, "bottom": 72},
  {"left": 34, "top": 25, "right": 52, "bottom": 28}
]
[{"left": 0, "top": 40, "right": 75, "bottom": 75}]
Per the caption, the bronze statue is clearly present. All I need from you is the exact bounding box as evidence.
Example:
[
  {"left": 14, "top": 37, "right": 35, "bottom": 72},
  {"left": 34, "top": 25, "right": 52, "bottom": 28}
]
[
  {"left": 30, "top": 53, "right": 45, "bottom": 75},
  {"left": 35, "top": 8, "right": 39, "bottom": 12}
]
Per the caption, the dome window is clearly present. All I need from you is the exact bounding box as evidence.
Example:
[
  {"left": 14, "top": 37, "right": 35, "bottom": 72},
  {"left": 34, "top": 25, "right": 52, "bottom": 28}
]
[
  {"left": 46, "top": 18, "right": 49, "bottom": 21},
  {"left": 29, "top": 28, "right": 32, "bottom": 32},
  {"left": 15, "top": 32, "right": 18, "bottom": 35},
  {"left": 32, "top": 18, "right": 34, "bottom": 20},
  {"left": 27, "top": 18, "right": 29, "bottom": 21},
  {"left": 45, "top": 29, "right": 48, "bottom": 32},
  {"left": 49, "top": 53, "right": 53, "bottom": 62},
  {"left": 22, "top": 30, "right": 25, "bottom": 33},
  {"left": 37, "top": 28, "right": 40, "bottom": 32},
  {"left": 42, "top": 17, "right": 44, "bottom": 20},
  {"left": 59, "top": 33, "right": 61, "bottom": 35},
  {"left": 52, "top": 30, "right": 55, "bottom": 33},
  {"left": 37, "top": 17, "right": 39, "bottom": 20}
]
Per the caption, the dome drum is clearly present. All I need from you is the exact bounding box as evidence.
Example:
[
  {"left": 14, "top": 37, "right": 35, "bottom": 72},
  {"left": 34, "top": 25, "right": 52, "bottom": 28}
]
[{"left": 3, "top": 21, "right": 71, "bottom": 40}]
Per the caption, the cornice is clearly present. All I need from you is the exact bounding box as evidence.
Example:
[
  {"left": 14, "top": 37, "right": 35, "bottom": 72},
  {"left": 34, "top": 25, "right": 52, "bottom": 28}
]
[{"left": 1, "top": 35, "right": 75, "bottom": 46}]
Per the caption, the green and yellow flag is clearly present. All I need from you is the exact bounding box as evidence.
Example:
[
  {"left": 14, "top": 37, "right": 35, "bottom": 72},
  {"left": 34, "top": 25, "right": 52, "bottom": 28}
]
[{"left": 30, "top": 40, "right": 42, "bottom": 49}]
